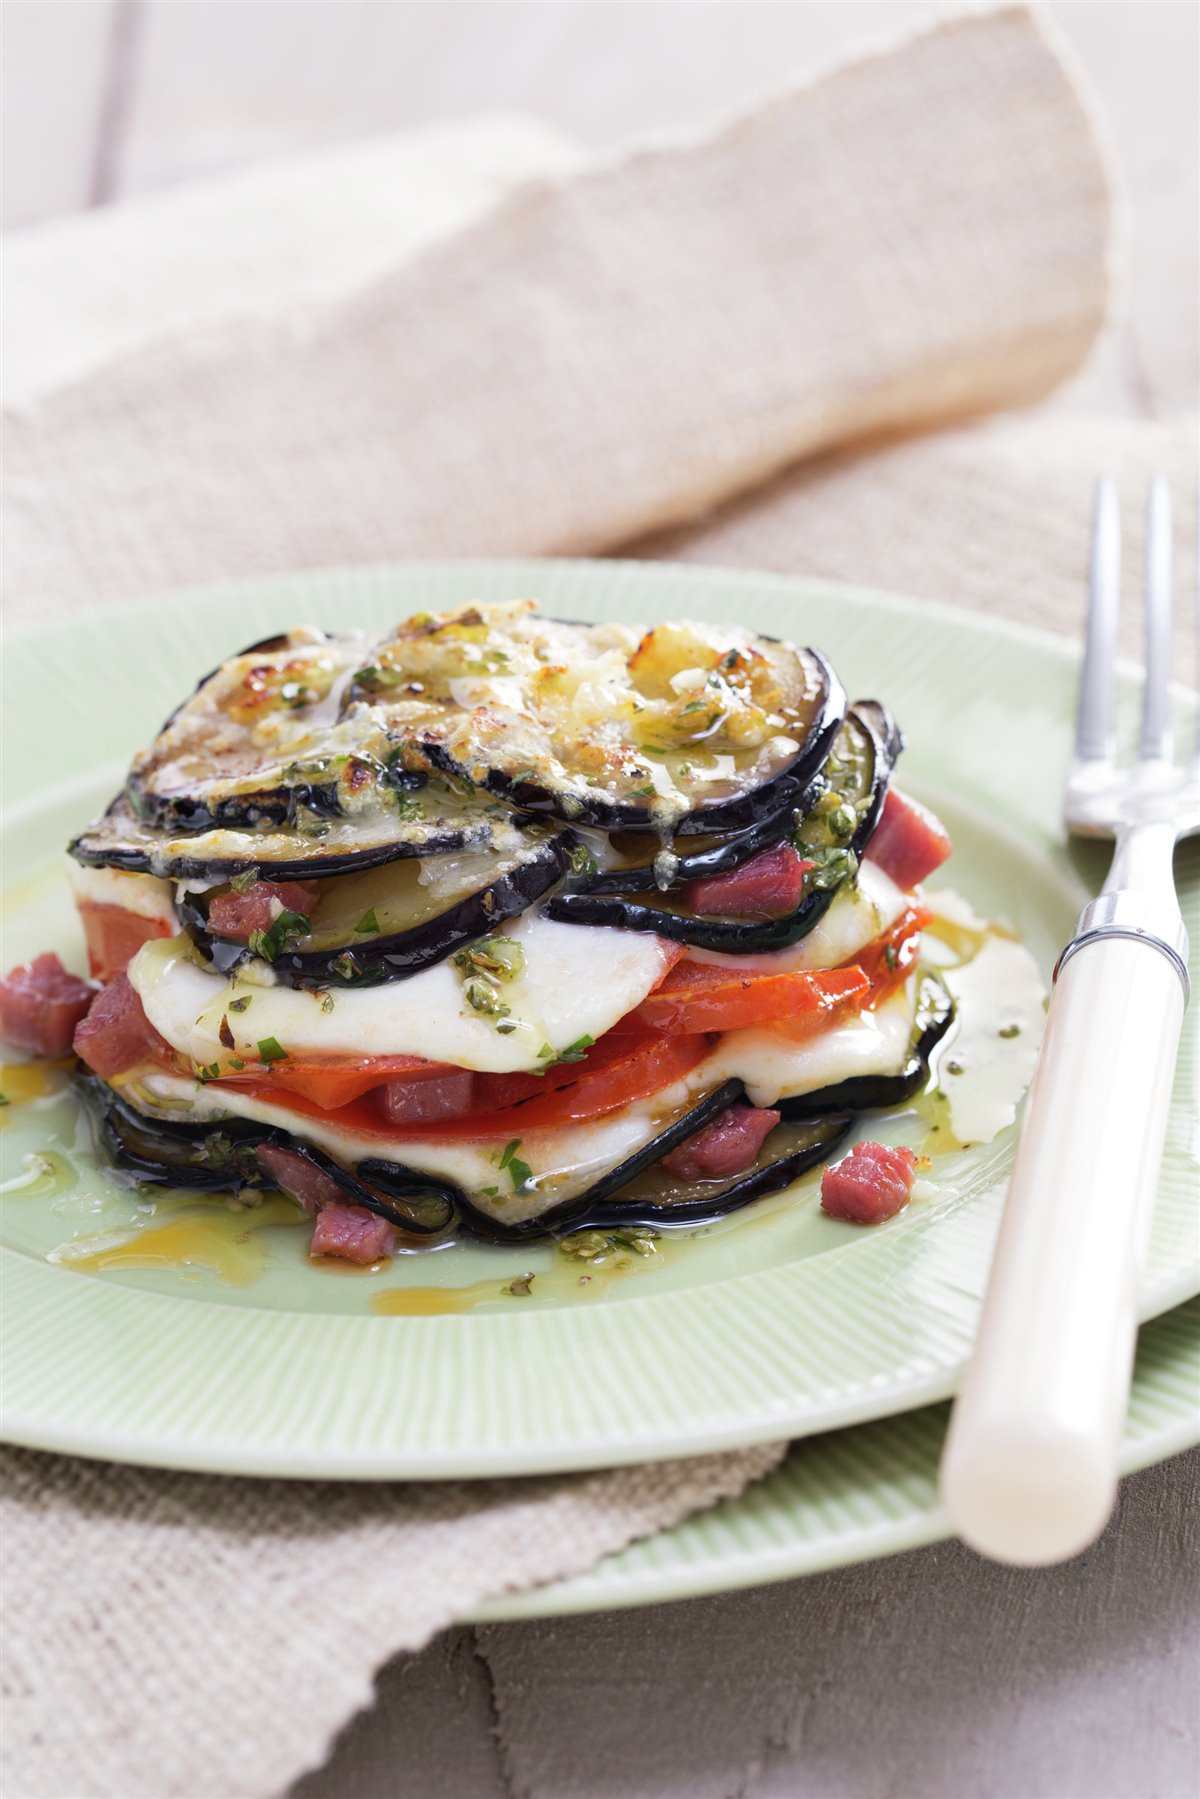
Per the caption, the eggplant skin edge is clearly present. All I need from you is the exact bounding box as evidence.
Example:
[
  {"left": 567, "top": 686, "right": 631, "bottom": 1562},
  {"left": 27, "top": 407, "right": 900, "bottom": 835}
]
[
  {"left": 543, "top": 699, "right": 902, "bottom": 953},
  {"left": 778, "top": 972, "right": 954, "bottom": 1120},
  {"left": 79, "top": 1073, "right": 846, "bottom": 1244},
  {"left": 185, "top": 830, "right": 576, "bottom": 989},
  {"left": 421, "top": 647, "right": 847, "bottom": 838}
]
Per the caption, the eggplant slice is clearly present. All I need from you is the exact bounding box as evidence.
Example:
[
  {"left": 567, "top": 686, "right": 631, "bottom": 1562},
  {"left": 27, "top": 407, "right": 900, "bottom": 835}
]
[
  {"left": 126, "top": 628, "right": 385, "bottom": 830},
  {"left": 186, "top": 827, "right": 577, "bottom": 987},
  {"left": 77, "top": 1075, "right": 455, "bottom": 1235},
  {"left": 350, "top": 605, "right": 846, "bottom": 834},
  {"left": 780, "top": 972, "right": 955, "bottom": 1118},
  {"left": 81, "top": 1071, "right": 848, "bottom": 1244},
  {"left": 545, "top": 701, "right": 901, "bottom": 953},
  {"left": 69, "top": 792, "right": 505, "bottom": 880}
]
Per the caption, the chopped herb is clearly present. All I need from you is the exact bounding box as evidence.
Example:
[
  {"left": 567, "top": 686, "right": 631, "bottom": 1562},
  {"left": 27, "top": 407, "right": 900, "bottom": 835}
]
[
  {"left": 799, "top": 844, "right": 859, "bottom": 894},
  {"left": 681, "top": 699, "right": 706, "bottom": 714},
  {"left": 194, "top": 1061, "right": 222, "bottom": 1084},
  {"left": 454, "top": 936, "right": 525, "bottom": 983},
  {"left": 495, "top": 1021, "right": 517, "bottom": 1035},
  {"left": 945, "top": 1059, "right": 964, "bottom": 1076},
  {"left": 229, "top": 867, "right": 260, "bottom": 893},
  {"left": 248, "top": 908, "right": 310, "bottom": 963},
  {"left": 218, "top": 1014, "right": 235, "bottom": 1049},
  {"left": 203, "top": 1131, "right": 234, "bottom": 1166},
  {"left": 633, "top": 783, "right": 656, "bottom": 798},
  {"left": 508, "top": 767, "right": 539, "bottom": 786},
  {"left": 559, "top": 1227, "right": 659, "bottom": 1264},
  {"left": 354, "top": 908, "right": 380, "bottom": 936},
  {"left": 257, "top": 1036, "right": 288, "bottom": 1064},
  {"left": 566, "top": 843, "right": 598, "bottom": 882},
  {"left": 553, "top": 1034, "right": 594, "bottom": 1065},
  {"left": 393, "top": 792, "right": 421, "bottom": 822},
  {"left": 463, "top": 980, "right": 511, "bottom": 1021},
  {"left": 502, "top": 1272, "right": 535, "bottom": 1298},
  {"left": 329, "top": 952, "right": 359, "bottom": 983},
  {"left": 228, "top": 994, "right": 252, "bottom": 1013},
  {"left": 998, "top": 1023, "right": 1021, "bottom": 1039},
  {"left": 639, "top": 743, "right": 669, "bottom": 755},
  {"left": 498, "top": 1138, "right": 534, "bottom": 1194},
  {"left": 884, "top": 945, "right": 899, "bottom": 971},
  {"left": 481, "top": 1185, "right": 499, "bottom": 1197},
  {"left": 321, "top": 994, "right": 336, "bottom": 1014},
  {"left": 229, "top": 1057, "right": 245, "bottom": 1072}
]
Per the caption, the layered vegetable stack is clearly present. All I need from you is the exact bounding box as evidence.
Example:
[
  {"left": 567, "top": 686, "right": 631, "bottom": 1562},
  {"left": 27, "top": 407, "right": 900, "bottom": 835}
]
[{"left": 1, "top": 601, "right": 954, "bottom": 1263}]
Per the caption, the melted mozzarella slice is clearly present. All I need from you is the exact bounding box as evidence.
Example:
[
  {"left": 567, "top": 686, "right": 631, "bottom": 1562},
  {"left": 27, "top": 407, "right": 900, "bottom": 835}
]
[
  {"left": 129, "top": 914, "right": 678, "bottom": 1074},
  {"left": 700, "top": 985, "right": 917, "bottom": 1109},
  {"left": 939, "top": 934, "right": 1045, "bottom": 1145},
  {"left": 67, "top": 860, "right": 177, "bottom": 926}
]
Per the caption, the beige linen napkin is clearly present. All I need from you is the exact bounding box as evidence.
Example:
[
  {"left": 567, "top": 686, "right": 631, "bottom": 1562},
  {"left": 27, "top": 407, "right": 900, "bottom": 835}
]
[{"left": 5, "top": 8, "right": 1180, "bottom": 1797}]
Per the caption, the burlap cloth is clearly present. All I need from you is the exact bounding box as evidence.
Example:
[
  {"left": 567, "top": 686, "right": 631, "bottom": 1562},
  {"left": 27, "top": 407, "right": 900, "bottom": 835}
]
[{"left": 2, "top": 8, "right": 1196, "bottom": 1797}]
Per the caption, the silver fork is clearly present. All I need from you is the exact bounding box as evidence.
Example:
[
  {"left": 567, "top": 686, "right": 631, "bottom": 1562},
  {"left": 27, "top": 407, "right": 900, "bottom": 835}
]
[{"left": 940, "top": 476, "right": 1198, "bottom": 1565}]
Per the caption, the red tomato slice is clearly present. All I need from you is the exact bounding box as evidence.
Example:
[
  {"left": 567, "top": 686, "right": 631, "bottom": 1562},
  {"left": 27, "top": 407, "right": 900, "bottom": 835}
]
[
  {"left": 223, "top": 1029, "right": 709, "bottom": 1140},
  {"left": 216, "top": 1052, "right": 456, "bottom": 1111},
  {"left": 845, "top": 905, "right": 931, "bottom": 1001},
  {"left": 622, "top": 961, "right": 871, "bottom": 1036},
  {"left": 77, "top": 903, "right": 171, "bottom": 984}
]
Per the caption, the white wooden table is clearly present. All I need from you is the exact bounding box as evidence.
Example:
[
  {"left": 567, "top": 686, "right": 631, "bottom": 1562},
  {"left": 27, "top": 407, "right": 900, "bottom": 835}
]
[{"left": 4, "top": 6, "right": 1197, "bottom": 1794}]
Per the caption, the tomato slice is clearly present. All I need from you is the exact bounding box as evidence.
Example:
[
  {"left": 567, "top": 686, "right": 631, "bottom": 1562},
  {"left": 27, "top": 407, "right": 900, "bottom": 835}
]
[
  {"left": 622, "top": 961, "right": 870, "bottom": 1036},
  {"left": 216, "top": 1053, "right": 457, "bottom": 1111},
  {"left": 845, "top": 905, "right": 931, "bottom": 1001},
  {"left": 77, "top": 903, "right": 172, "bottom": 984},
  {"left": 223, "top": 1029, "right": 710, "bottom": 1140}
]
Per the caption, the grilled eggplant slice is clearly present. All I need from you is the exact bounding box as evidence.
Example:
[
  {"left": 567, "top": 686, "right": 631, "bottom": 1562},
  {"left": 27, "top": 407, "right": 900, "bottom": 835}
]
[
  {"left": 576, "top": 1113, "right": 853, "bottom": 1231},
  {"left": 78, "top": 1075, "right": 454, "bottom": 1234},
  {"left": 544, "top": 702, "right": 901, "bottom": 952},
  {"left": 186, "top": 827, "right": 576, "bottom": 986},
  {"left": 127, "top": 628, "right": 389, "bottom": 829},
  {"left": 351, "top": 604, "right": 846, "bottom": 833},
  {"left": 780, "top": 972, "right": 955, "bottom": 1118},
  {"left": 69, "top": 792, "right": 503, "bottom": 880}
]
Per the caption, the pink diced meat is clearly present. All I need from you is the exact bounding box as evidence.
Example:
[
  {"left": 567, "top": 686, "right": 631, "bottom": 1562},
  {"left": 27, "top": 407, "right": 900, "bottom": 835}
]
[
  {"left": 0, "top": 952, "right": 96, "bottom": 1057},
  {"left": 661, "top": 1103, "right": 781, "bottom": 1182},
  {"left": 310, "top": 1204, "right": 397, "bottom": 1265},
  {"left": 865, "top": 789, "right": 951, "bottom": 890},
  {"left": 206, "top": 880, "right": 317, "bottom": 943},
  {"left": 255, "top": 1144, "right": 397, "bottom": 1264},
  {"left": 681, "top": 845, "right": 811, "bottom": 918},
  {"left": 72, "top": 974, "right": 169, "bottom": 1076},
  {"left": 255, "top": 1143, "right": 345, "bottom": 1214},
  {"left": 375, "top": 1070, "right": 475, "bottom": 1127},
  {"left": 820, "top": 1140, "right": 917, "bottom": 1224}
]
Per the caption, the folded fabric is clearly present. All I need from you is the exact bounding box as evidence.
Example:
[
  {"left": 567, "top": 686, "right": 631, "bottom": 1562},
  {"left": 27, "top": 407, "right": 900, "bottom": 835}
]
[{"left": 3, "top": 4, "right": 1109, "bottom": 622}]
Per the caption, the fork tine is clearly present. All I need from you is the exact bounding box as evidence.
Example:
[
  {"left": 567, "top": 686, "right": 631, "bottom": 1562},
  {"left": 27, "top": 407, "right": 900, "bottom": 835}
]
[
  {"left": 1076, "top": 477, "right": 1120, "bottom": 764},
  {"left": 1140, "top": 475, "right": 1173, "bottom": 763}
]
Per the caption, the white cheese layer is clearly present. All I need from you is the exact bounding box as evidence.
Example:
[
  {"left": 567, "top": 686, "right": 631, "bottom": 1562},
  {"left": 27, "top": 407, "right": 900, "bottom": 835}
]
[
  {"left": 939, "top": 934, "right": 1045, "bottom": 1146},
  {"left": 128, "top": 913, "right": 678, "bottom": 1074},
  {"left": 67, "top": 861, "right": 178, "bottom": 927},
  {"left": 698, "top": 985, "right": 916, "bottom": 1109}
]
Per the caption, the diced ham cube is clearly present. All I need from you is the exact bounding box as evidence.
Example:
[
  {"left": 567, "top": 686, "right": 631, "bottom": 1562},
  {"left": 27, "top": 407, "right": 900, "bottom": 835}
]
[
  {"left": 820, "top": 1140, "right": 917, "bottom": 1224},
  {"left": 865, "top": 789, "right": 951, "bottom": 891},
  {"left": 376, "top": 1070, "right": 475, "bottom": 1127},
  {"left": 206, "top": 880, "right": 317, "bottom": 943},
  {"left": 0, "top": 953, "right": 96, "bottom": 1057},
  {"left": 254, "top": 1145, "right": 397, "bottom": 1264},
  {"left": 310, "top": 1204, "right": 396, "bottom": 1265},
  {"left": 255, "top": 1143, "right": 345, "bottom": 1214},
  {"left": 681, "top": 844, "right": 811, "bottom": 918},
  {"left": 661, "top": 1103, "right": 781, "bottom": 1182},
  {"left": 72, "top": 974, "right": 171, "bottom": 1077}
]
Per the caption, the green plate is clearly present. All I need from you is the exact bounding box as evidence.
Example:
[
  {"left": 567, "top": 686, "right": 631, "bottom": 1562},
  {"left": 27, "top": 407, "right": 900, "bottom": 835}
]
[
  {"left": 475, "top": 1296, "right": 1200, "bottom": 1619},
  {"left": 2, "top": 561, "right": 1196, "bottom": 1478}
]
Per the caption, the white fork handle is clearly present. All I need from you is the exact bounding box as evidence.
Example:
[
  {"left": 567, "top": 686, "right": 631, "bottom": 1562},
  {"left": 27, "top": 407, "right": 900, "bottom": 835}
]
[{"left": 940, "top": 935, "right": 1187, "bottom": 1565}]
